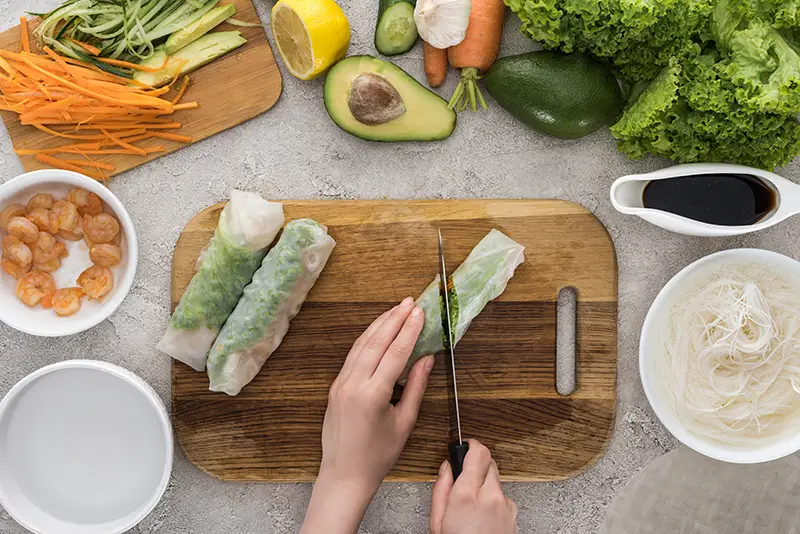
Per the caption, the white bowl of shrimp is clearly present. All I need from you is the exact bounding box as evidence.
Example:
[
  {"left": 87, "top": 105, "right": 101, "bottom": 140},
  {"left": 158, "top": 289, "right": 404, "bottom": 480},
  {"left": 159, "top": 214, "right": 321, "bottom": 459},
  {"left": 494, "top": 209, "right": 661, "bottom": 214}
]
[{"left": 0, "top": 169, "right": 137, "bottom": 337}]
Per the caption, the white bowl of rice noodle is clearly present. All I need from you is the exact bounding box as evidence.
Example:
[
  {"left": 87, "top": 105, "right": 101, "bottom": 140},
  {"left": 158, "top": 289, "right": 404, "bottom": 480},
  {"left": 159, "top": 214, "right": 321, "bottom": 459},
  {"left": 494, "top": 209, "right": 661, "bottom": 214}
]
[{"left": 640, "top": 248, "right": 800, "bottom": 463}]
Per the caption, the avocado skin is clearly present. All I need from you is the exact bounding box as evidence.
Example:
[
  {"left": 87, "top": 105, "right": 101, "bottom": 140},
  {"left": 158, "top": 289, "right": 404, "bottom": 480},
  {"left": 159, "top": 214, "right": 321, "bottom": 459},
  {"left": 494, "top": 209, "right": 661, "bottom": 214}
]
[
  {"left": 484, "top": 51, "right": 624, "bottom": 139},
  {"left": 324, "top": 55, "right": 456, "bottom": 142}
]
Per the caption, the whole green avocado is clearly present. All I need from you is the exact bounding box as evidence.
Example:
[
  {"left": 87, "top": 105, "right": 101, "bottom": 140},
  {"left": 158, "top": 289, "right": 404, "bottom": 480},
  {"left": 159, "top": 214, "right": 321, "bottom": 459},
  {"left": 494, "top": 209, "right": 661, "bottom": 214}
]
[{"left": 484, "top": 51, "right": 624, "bottom": 139}]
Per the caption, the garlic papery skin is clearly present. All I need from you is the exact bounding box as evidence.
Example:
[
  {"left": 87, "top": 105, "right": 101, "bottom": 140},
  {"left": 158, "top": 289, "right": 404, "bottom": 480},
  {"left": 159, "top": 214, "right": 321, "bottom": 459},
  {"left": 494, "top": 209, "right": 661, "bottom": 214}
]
[{"left": 414, "top": 0, "right": 472, "bottom": 49}]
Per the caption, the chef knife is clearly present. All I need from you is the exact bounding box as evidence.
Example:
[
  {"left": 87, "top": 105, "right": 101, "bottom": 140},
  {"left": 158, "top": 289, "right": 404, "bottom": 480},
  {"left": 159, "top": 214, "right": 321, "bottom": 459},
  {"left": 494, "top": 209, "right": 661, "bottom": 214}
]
[{"left": 438, "top": 229, "right": 469, "bottom": 479}]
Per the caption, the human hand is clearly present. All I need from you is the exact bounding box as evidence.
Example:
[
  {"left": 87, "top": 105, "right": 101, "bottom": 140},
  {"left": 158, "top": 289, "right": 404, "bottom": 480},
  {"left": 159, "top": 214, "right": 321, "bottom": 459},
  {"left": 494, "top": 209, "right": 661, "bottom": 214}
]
[
  {"left": 300, "top": 297, "right": 435, "bottom": 534},
  {"left": 321, "top": 296, "right": 435, "bottom": 491},
  {"left": 430, "top": 439, "right": 519, "bottom": 534}
]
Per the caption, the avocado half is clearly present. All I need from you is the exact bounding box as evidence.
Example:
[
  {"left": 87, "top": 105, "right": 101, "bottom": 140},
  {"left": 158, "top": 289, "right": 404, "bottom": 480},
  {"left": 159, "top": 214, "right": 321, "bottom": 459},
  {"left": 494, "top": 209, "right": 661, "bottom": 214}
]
[{"left": 324, "top": 56, "right": 456, "bottom": 142}]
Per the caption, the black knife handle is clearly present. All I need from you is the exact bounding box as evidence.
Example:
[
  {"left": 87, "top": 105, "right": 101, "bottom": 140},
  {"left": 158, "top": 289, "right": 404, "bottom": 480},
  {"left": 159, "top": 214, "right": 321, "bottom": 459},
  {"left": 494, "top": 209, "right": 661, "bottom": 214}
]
[{"left": 449, "top": 441, "right": 469, "bottom": 480}]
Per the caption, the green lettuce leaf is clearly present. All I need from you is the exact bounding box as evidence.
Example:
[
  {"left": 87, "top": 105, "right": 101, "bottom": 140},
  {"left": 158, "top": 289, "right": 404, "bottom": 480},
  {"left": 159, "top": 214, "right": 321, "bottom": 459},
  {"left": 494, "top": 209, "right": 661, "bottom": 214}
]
[{"left": 504, "top": 0, "right": 714, "bottom": 82}]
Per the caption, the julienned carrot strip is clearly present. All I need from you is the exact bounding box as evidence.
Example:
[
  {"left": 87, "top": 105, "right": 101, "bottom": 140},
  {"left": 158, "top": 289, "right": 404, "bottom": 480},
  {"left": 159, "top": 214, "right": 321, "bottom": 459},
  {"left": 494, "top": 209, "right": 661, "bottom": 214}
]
[
  {"left": 59, "top": 146, "right": 164, "bottom": 155},
  {"left": 31, "top": 123, "right": 113, "bottom": 140},
  {"left": 171, "top": 76, "right": 190, "bottom": 104},
  {"left": 147, "top": 132, "right": 193, "bottom": 143},
  {"left": 113, "top": 134, "right": 148, "bottom": 144},
  {"left": 66, "top": 38, "right": 101, "bottom": 56},
  {"left": 43, "top": 47, "right": 88, "bottom": 87},
  {"left": 0, "top": 57, "right": 16, "bottom": 76},
  {"left": 173, "top": 102, "right": 198, "bottom": 110},
  {"left": 19, "top": 18, "right": 30, "bottom": 54},
  {"left": 100, "top": 128, "right": 147, "bottom": 156},
  {"left": 35, "top": 154, "right": 104, "bottom": 180},
  {"left": 19, "top": 95, "right": 81, "bottom": 122},
  {"left": 15, "top": 142, "right": 103, "bottom": 155},
  {"left": 53, "top": 122, "right": 182, "bottom": 130},
  {"left": 31, "top": 123, "right": 146, "bottom": 140},
  {"left": 59, "top": 158, "right": 115, "bottom": 171},
  {"left": 96, "top": 56, "right": 170, "bottom": 72}
]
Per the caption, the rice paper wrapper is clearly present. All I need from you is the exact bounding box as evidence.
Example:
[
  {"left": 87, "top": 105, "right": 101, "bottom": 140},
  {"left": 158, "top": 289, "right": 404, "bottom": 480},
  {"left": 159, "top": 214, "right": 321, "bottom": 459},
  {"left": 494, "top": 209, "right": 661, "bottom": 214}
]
[
  {"left": 157, "top": 190, "right": 285, "bottom": 372},
  {"left": 207, "top": 218, "right": 336, "bottom": 396},
  {"left": 399, "top": 229, "right": 525, "bottom": 383}
]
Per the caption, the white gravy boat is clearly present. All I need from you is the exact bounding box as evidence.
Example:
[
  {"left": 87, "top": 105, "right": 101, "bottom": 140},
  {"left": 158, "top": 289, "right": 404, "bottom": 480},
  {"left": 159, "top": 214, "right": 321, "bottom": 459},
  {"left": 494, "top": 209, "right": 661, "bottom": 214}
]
[{"left": 610, "top": 163, "right": 800, "bottom": 237}]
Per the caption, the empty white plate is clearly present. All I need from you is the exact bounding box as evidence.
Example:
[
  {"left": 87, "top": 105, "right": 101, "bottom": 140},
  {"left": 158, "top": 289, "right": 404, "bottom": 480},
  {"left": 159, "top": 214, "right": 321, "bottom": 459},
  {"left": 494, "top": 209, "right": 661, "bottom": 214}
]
[{"left": 0, "top": 361, "right": 172, "bottom": 534}]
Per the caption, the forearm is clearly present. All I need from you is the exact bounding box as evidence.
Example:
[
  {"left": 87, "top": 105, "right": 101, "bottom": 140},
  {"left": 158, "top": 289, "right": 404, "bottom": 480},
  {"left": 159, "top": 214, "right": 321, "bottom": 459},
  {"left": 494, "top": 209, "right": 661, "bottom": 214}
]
[{"left": 300, "top": 469, "right": 377, "bottom": 534}]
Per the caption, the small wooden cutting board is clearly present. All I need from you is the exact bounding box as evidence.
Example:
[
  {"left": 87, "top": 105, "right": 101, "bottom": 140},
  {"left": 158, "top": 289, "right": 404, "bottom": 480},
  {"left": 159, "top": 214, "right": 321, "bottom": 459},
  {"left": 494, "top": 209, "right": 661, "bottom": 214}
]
[
  {"left": 0, "top": 0, "right": 282, "bottom": 177},
  {"left": 171, "top": 200, "right": 618, "bottom": 482}
]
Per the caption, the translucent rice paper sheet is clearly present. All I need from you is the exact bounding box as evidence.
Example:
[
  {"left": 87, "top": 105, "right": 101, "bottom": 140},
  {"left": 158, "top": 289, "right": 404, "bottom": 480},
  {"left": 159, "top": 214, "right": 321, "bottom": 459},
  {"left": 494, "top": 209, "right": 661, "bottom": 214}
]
[
  {"left": 400, "top": 229, "right": 525, "bottom": 383},
  {"left": 602, "top": 446, "right": 800, "bottom": 534},
  {"left": 207, "top": 218, "right": 336, "bottom": 396},
  {"left": 157, "top": 190, "right": 285, "bottom": 371}
]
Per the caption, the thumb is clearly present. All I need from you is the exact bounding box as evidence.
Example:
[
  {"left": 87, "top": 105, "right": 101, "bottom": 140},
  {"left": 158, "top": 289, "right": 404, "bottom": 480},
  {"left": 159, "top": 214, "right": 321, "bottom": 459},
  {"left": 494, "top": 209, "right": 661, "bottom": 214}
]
[
  {"left": 396, "top": 354, "right": 434, "bottom": 433},
  {"left": 430, "top": 460, "right": 454, "bottom": 534}
]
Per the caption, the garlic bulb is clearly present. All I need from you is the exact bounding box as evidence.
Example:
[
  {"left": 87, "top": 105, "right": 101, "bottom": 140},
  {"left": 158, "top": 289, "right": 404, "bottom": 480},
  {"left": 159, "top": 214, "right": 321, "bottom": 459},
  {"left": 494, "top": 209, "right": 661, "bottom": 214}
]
[{"left": 414, "top": 0, "right": 472, "bottom": 49}]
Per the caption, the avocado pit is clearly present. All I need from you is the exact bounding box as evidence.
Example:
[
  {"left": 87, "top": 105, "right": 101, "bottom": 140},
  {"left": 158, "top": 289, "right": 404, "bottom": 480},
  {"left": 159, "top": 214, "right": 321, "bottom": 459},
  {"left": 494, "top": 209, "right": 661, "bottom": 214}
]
[{"left": 348, "top": 73, "right": 406, "bottom": 125}]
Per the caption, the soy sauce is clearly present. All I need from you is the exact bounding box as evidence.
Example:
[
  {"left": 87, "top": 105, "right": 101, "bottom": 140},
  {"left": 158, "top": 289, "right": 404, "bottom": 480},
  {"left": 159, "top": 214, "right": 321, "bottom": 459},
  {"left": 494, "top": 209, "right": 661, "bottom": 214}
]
[{"left": 642, "top": 174, "right": 777, "bottom": 226}]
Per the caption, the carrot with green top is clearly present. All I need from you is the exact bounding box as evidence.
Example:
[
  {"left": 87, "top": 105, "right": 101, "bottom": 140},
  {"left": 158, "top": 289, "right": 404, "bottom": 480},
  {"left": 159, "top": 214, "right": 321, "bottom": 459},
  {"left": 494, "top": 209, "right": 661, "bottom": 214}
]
[{"left": 447, "top": 0, "right": 505, "bottom": 111}]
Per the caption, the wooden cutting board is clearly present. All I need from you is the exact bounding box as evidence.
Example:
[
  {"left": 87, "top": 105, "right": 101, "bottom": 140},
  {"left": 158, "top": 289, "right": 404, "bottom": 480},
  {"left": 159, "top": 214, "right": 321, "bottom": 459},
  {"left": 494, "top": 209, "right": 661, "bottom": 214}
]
[
  {"left": 171, "top": 200, "right": 618, "bottom": 482},
  {"left": 0, "top": 0, "right": 281, "bottom": 177}
]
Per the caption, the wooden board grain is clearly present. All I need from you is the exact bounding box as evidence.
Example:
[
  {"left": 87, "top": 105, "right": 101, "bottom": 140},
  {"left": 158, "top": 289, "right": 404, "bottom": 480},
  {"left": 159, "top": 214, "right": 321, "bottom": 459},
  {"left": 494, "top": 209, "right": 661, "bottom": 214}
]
[
  {"left": 171, "top": 200, "right": 618, "bottom": 482},
  {"left": 0, "top": 0, "right": 281, "bottom": 177}
]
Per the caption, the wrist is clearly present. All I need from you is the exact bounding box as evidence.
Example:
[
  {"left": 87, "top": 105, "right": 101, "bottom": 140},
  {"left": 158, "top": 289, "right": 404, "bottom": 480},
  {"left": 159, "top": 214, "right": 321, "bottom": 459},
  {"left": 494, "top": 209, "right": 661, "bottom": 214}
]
[
  {"left": 315, "top": 466, "right": 378, "bottom": 506},
  {"left": 300, "top": 468, "right": 378, "bottom": 534}
]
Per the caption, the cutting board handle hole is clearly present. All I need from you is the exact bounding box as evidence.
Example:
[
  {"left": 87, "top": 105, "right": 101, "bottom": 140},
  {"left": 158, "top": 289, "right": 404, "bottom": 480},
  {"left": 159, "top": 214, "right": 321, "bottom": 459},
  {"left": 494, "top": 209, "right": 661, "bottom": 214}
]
[{"left": 556, "top": 286, "right": 577, "bottom": 396}]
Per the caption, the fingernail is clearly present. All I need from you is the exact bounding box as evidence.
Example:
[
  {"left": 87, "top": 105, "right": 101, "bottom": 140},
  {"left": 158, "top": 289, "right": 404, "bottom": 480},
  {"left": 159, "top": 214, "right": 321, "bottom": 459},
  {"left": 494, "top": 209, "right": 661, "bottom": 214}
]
[
  {"left": 439, "top": 460, "right": 449, "bottom": 475},
  {"left": 424, "top": 354, "right": 435, "bottom": 371},
  {"left": 411, "top": 306, "right": 423, "bottom": 319},
  {"left": 401, "top": 296, "right": 413, "bottom": 308}
]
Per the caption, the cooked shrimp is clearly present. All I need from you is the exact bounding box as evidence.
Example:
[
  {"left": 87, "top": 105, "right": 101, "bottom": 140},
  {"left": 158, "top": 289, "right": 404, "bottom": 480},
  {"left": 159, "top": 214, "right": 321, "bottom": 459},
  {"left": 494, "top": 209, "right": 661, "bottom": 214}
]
[
  {"left": 33, "top": 258, "right": 62, "bottom": 273},
  {"left": 49, "top": 200, "right": 80, "bottom": 234},
  {"left": 52, "top": 288, "right": 85, "bottom": 317},
  {"left": 7, "top": 217, "right": 39, "bottom": 244},
  {"left": 27, "top": 193, "right": 54, "bottom": 211},
  {"left": 59, "top": 214, "right": 84, "bottom": 241},
  {"left": 2, "top": 256, "right": 31, "bottom": 279},
  {"left": 84, "top": 213, "right": 120, "bottom": 244},
  {"left": 16, "top": 271, "right": 56, "bottom": 308},
  {"left": 89, "top": 243, "right": 122, "bottom": 267},
  {"left": 2, "top": 235, "right": 32, "bottom": 267},
  {"left": 0, "top": 204, "right": 26, "bottom": 230},
  {"left": 26, "top": 208, "right": 51, "bottom": 232},
  {"left": 31, "top": 232, "right": 67, "bottom": 264},
  {"left": 77, "top": 265, "right": 114, "bottom": 300},
  {"left": 67, "top": 188, "right": 103, "bottom": 216}
]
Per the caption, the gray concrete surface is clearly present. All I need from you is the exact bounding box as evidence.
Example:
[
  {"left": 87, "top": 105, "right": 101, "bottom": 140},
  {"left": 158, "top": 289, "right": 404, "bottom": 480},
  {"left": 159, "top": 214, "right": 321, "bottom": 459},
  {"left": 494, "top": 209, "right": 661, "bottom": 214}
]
[{"left": 1, "top": 1, "right": 799, "bottom": 533}]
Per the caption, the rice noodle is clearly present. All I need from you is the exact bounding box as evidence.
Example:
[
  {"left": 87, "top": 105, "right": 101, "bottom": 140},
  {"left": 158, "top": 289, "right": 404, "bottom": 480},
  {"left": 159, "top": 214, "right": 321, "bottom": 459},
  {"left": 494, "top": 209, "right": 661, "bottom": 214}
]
[{"left": 655, "top": 262, "right": 800, "bottom": 445}]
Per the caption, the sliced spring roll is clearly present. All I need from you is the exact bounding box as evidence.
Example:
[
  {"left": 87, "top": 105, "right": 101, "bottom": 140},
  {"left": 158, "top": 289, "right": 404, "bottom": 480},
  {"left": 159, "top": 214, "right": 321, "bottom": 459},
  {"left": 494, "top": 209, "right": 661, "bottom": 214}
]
[
  {"left": 157, "top": 190, "right": 285, "bottom": 371},
  {"left": 401, "top": 229, "right": 525, "bottom": 383},
  {"left": 207, "top": 218, "right": 336, "bottom": 396}
]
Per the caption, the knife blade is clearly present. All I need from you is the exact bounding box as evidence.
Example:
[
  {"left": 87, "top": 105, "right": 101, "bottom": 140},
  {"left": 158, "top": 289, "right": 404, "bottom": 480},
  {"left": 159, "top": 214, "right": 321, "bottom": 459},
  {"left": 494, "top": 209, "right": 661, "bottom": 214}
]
[{"left": 438, "top": 228, "right": 469, "bottom": 479}]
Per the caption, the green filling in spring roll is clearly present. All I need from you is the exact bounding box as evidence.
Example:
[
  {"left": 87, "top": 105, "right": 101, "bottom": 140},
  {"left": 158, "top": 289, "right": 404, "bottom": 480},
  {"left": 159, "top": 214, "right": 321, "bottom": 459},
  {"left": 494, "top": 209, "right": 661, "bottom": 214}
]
[
  {"left": 157, "top": 190, "right": 284, "bottom": 372},
  {"left": 207, "top": 218, "right": 336, "bottom": 396},
  {"left": 401, "top": 229, "right": 525, "bottom": 383}
]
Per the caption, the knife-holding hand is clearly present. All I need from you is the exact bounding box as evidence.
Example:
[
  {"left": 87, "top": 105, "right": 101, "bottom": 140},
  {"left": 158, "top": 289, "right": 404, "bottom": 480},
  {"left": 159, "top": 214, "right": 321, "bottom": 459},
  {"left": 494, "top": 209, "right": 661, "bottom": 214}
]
[
  {"left": 431, "top": 439, "right": 519, "bottom": 534},
  {"left": 300, "top": 297, "right": 435, "bottom": 534}
]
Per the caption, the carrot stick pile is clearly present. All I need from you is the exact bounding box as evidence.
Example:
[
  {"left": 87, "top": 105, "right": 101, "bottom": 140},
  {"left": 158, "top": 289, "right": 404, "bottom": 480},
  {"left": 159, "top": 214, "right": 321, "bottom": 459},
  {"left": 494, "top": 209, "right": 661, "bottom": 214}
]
[{"left": 0, "top": 18, "right": 196, "bottom": 181}]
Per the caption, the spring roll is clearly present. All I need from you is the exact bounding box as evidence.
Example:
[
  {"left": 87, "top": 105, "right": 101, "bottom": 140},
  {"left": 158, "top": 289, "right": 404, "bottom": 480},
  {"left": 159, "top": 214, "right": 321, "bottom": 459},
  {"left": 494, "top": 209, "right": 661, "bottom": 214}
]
[
  {"left": 157, "top": 190, "right": 285, "bottom": 371},
  {"left": 401, "top": 229, "right": 525, "bottom": 383},
  {"left": 207, "top": 218, "right": 336, "bottom": 396}
]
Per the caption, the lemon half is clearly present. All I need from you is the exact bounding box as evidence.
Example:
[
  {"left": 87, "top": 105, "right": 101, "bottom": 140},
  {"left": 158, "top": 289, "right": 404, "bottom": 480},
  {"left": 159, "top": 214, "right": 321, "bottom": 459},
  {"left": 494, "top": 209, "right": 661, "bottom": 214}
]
[{"left": 271, "top": 0, "right": 351, "bottom": 80}]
